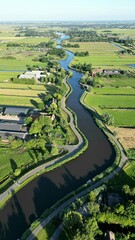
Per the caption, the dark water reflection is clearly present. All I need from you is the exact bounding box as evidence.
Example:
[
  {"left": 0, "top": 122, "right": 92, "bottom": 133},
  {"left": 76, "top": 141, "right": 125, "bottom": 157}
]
[{"left": 0, "top": 39, "right": 115, "bottom": 240}]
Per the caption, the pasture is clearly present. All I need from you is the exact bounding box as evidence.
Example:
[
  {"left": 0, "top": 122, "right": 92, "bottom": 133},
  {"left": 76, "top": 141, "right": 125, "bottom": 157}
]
[
  {"left": 67, "top": 41, "right": 135, "bottom": 69},
  {"left": 85, "top": 94, "right": 135, "bottom": 110},
  {"left": 0, "top": 82, "right": 46, "bottom": 90},
  {"left": 0, "top": 88, "right": 45, "bottom": 97},
  {"left": 0, "top": 95, "right": 40, "bottom": 106},
  {"left": 0, "top": 147, "right": 32, "bottom": 181},
  {"left": 96, "top": 77, "right": 135, "bottom": 88},
  {"left": 85, "top": 90, "right": 135, "bottom": 127}
]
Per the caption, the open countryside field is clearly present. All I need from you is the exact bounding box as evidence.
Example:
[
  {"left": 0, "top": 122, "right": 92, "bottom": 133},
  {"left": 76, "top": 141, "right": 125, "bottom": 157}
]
[
  {"left": 0, "top": 88, "right": 45, "bottom": 97},
  {"left": 0, "top": 82, "right": 46, "bottom": 90},
  {"left": 85, "top": 94, "right": 135, "bottom": 110},
  {"left": 0, "top": 148, "right": 32, "bottom": 180},
  {"left": 109, "top": 160, "right": 135, "bottom": 189},
  {"left": 109, "top": 127, "right": 135, "bottom": 149},
  {"left": 0, "top": 72, "right": 22, "bottom": 81},
  {"left": 107, "top": 109, "right": 135, "bottom": 127},
  {"left": 93, "top": 87, "right": 135, "bottom": 95},
  {"left": 0, "top": 95, "right": 40, "bottom": 106},
  {"left": 98, "top": 77, "right": 135, "bottom": 88},
  {"left": 96, "top": 28, "right": 135, "bottom": 39},
  {"left": 14, "top": 37, "right": 50, "bottom": 44},
  {"left": 67, "top": 42, "right": 135, "bottom": 69},
  {"left": 85, "top": 93, "right": 135, "bottom": 127}
]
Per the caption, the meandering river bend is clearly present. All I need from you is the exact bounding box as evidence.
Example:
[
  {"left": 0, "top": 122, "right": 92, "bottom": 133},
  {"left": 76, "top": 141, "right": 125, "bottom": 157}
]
[{"left": 0, "top": 35, "right": 115, "bottom": 240}]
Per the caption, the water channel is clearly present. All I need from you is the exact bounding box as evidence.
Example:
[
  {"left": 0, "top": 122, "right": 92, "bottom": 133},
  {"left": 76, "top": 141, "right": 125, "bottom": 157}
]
[{"left": 0, "top": 35, "right": 115, "bottom": 240}]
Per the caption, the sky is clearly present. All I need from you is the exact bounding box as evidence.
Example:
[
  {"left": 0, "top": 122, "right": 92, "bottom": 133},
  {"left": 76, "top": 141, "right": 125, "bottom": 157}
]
[{"left": 0, "top": 0, "right": 135, "bottom": 21}]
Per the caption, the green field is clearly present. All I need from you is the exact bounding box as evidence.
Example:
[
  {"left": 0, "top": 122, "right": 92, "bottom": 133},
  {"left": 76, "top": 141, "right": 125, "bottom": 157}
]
[
  {"left": 0, "top": 72, "right": 22, "bottom": 81},
  {"left": 0, "top": 88, "right": 45, "bottom": 97},
  {"left": 0, "top": 95, "right": 40, "bottom": 106},
  {"left": 0, "top": 147, "right": 32, "bottom": 180},
  {"left": 0, "top": 82, "right": 46, "bottom": 90},
  {"left": 109, "top": 160, "right": 135, "bottom": 189},
  {"left": 85, "top": 94, "right": 135, "bottom": 110},
  {"left": 14, "top": 37, "right": 49, "bottom": 44},
  {"left": 107, "top": 109, "right": 135, "bottom": 126},
  {"left": 93, "top": 87, "right": 135, "bottom": 95},
  {"left": 96, "top": 77, "right": 135, "bottom": 88},
  {"left": 96, "top": 28, "right": 135, "bottom": 39},
  {"left": 85, "top": 92, "right": 135, "bottom": 127},
  {"left": 67, "top": 41, "right": 135, "bottom": 69}
]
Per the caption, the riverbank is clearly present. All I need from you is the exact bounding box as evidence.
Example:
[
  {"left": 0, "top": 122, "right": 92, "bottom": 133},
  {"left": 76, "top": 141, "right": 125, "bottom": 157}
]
[{"left": 0, "top": 35, "right": 115, "bottom": 240}]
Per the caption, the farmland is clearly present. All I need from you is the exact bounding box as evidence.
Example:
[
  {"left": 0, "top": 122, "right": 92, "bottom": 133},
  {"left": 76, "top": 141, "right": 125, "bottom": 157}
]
[
  {"left": 0, "top": 95, "right": 40, "bottom": 106},
  {"left": 67, "top": 41, "right": 135, "bottom": 69},
  {"left": 95, "top": 77, "right": 135, "bottom": 88},
  {"left": 0, "top": 147, "right": 33, "bottom": 181}
]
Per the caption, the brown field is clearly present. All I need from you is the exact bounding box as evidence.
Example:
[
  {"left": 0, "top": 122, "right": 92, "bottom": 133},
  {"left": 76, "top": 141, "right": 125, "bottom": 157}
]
[{"left": 109, "top": 126, "right": 135, "bottom": 149}]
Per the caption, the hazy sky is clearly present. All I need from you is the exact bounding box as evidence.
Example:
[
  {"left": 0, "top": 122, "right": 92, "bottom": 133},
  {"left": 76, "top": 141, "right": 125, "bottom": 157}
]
[{"left": 0, "top": 0, "right": 135, "bottom": 21}]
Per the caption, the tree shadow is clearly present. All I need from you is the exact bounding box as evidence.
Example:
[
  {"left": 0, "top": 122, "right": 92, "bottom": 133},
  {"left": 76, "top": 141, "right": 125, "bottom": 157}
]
[
  {"left": 0, "top": 189, "right": 38, "bottom": 240},
  {"left": 10, "top": 159, "right": 17, "bottom": 172},
  {"left": 30, "top": 99, "right": 39, "bottom": 109}
]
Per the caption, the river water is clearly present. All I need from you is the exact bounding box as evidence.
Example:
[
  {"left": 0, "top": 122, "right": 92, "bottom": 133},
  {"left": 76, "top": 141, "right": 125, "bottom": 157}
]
[{"left": 0, "top": 35, "right": 115, "bottom": 240}]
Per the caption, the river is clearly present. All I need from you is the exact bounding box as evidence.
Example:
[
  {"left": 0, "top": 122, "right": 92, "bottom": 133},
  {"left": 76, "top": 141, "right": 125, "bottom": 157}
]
[{"left": 0, "top": 35, "right": 115, "bottom": 240}]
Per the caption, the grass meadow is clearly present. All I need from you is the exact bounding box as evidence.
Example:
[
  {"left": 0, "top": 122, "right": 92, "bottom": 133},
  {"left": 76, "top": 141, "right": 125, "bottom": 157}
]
[
  {"left": 67, "top": 42, "right": 135, "bottom": 69},
  {"left": 0, "top": 95, "right": 40, "bottom": 106},
  {"left": 0, "top": 147, "right": 32, "bottom": 180}
]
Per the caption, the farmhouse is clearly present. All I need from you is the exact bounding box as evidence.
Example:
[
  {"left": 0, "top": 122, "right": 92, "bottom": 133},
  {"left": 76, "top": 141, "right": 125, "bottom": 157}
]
[
  {"left": 103, "top": 69, "right": 121, "bottom": 75},
  {"left": 92, "top": 68, "right": 102, "bottom": 77},
  {"left": 19, "top": 70, "right": 50, "bottom": 80}
]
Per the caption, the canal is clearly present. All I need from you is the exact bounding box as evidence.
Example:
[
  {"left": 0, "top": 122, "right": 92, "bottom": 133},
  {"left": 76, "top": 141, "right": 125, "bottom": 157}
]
[{"left": 0, "top": 35, "right": 115, "bottom": 240}]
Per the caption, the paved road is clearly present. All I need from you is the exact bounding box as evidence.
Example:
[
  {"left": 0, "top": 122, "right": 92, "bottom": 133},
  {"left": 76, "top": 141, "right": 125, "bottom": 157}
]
[{"left": 0, "top": 77, "right": 84, "bottom": 204}]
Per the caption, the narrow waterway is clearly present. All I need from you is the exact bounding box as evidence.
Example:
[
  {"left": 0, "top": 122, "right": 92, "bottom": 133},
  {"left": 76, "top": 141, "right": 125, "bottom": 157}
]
[{"left": 0, "top": 35, "right": 115, "bottom": 240}]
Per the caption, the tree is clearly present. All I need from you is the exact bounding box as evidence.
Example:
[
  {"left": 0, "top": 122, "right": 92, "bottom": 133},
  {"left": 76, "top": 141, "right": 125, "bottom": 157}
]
[
  {"left": 29, "top": 120, "right": 42, "bottom": 135},
  {"left": 63, "top": 211, "right": 83, "bottom": 231},
  {"left": 101, "top": 112, "right": 114, "bottom": 126},
  {"left": 24, "top": 116, "right": 33, "bottom": 125}
]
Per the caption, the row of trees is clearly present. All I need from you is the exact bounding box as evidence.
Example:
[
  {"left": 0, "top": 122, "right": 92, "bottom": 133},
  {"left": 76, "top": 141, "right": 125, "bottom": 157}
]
[
  {"left": 75, "top": 51, "right": 89, "bottom": 57},
  {"left": 72, "top": 63, "right": 92, "bottom": 73}
]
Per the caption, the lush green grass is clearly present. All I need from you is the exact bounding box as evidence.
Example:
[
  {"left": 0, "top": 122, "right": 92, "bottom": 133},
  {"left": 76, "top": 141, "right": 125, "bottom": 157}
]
[
  {"left": 98, "top": 77, "right": 135, "bottom": 88},
  {"left": 67, "top": 41, "right": 135, "bottom": 69},
  {"left": 85, "top": 94, "right": 135, "bottom": 110},
  {"left": 84, "top": 92, "right": 135, "bottom": 127},
  {"left": 0, "top": 82, "right": 46, "bottom": 90},
  {"left": 109, "top": 160, "right": 135, "bottom": 190},
  {"left": 68, "top": 42, "right": 118, "bottom": 54},
  {"left": 15, "top": 37, "right": 50, "bottom": 44},
  {"left": 96, "top": 28, "right": 135, "bottom": 39},
  {"left": 0, "top": 95, "right": 40, "bottom": 106},
  {"left": 107, "top": 109, "right": 135, "bottom": 127},
  {"left": 0, "top": 72, "right": 22, "bottom": 81},
  {"left": 0, "top": 147, "right": 32, "bottom": 180},
  {"left": 0, "top": 57, "right": 45, "bottom": 71},
  {"left": 0, "top": 88, "right": 45, "bottom": 97},
  {"left": 73, "top": 54, "right": 135, "bottom": 69},
  {"left": 93, "top": 87, "right": 135, "bottom": 95}
]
